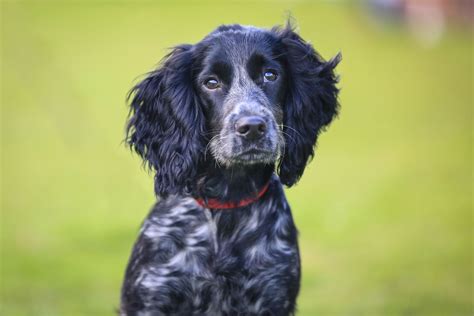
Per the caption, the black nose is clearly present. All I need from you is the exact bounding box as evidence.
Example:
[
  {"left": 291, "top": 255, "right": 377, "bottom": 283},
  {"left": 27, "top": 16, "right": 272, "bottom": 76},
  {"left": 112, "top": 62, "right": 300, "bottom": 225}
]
[{"left": 235, "top": 116, "right": 267, "bottom": 140}]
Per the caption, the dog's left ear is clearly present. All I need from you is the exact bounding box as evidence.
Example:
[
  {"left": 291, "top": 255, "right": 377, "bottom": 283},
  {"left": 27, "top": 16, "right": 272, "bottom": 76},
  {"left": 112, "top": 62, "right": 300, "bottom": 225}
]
[{"left": 274, "top": 25, "right": 341, "bottom": 187}]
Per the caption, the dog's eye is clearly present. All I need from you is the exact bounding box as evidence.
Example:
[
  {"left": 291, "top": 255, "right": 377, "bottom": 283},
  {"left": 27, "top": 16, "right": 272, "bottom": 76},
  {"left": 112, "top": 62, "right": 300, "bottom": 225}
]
[
  {"left": 204, "top": 78, "right": 220, "bottom": 90},
  {"left": 263, "top": 70, "right": 277, "bottom": 82}
]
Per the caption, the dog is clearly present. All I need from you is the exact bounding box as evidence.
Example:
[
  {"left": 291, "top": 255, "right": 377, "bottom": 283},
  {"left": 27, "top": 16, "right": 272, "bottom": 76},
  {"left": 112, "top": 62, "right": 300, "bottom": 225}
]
[{"left": 120, "top": 23, "right": 340, "bottom": 316}]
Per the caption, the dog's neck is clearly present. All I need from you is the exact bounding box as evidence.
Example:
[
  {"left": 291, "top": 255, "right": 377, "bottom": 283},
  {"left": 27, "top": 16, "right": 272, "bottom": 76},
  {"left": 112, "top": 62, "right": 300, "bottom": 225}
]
[{"left": 195, "top": 162, "right": 274, "bottom": 203}]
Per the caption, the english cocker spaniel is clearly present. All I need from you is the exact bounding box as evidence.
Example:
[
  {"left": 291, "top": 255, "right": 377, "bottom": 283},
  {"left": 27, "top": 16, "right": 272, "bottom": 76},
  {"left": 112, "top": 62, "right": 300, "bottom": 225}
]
[{"left": 120, "top": 23, "right": 341, "bottom": 316}]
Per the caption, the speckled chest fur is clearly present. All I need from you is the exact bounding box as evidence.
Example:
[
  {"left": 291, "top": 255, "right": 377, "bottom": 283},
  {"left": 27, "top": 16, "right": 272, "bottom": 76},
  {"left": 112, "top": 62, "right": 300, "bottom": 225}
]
[{"left": 121, "top": 176, "right": 299, "bottom": 315}]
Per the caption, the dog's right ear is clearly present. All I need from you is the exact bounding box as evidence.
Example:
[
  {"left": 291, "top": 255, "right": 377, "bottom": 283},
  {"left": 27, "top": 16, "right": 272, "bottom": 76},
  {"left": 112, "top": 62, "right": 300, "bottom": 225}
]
[{"left": 126, "top": 45, "right": 205, "bottom": 197}]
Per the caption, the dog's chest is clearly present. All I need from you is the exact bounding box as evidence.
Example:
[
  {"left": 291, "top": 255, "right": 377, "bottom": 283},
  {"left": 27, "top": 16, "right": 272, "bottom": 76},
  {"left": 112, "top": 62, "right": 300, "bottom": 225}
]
[
  {"left": 134, "top": 195, "right": 299, "bottom": 314},
  {"left": 141, "top": 196, "right": 295, "bottom": 270}
]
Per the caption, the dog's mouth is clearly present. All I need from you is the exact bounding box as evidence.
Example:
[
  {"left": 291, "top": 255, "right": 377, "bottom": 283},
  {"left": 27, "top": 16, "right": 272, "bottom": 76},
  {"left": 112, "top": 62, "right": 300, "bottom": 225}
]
[
  {"left": 228, "top": 148, "right": 278, "bottom": 164},
  {"left": 238, "top": 148, "right": 271, "bottom": 156}
]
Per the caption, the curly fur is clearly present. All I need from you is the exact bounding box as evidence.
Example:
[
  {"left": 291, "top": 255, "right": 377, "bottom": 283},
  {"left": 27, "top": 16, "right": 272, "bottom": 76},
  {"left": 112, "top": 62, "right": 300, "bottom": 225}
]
[{"left": 121, "top": 22, "right": 340, "bottom": 315}]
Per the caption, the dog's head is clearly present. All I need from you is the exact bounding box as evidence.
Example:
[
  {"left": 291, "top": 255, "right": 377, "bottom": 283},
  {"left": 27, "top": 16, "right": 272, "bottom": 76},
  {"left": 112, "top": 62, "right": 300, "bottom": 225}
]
[{"left": 126, "top": 24, "right": 341, "bottom": 197}]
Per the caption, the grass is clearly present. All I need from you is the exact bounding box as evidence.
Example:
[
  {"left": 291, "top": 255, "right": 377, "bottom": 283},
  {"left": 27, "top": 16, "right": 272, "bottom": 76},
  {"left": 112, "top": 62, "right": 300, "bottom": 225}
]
[{"left": 1, "top": 1, "right": 472, "bottom": 315}]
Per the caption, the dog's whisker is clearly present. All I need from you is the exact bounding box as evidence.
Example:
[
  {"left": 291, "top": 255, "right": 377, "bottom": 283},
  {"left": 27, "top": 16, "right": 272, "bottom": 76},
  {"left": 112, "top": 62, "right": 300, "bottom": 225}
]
[{"left": 280, "top": 124, "right": 304, "bottom": 139}]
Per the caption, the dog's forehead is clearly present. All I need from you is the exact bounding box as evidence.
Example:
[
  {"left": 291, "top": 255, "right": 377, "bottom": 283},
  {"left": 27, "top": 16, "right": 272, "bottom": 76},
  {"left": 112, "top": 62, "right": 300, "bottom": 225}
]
[
  {"left": 201, "top": 26, "right": 275, "bottom": 63},
  {"left": 207, "top": 24, "right": 262, "bottom": 37}
]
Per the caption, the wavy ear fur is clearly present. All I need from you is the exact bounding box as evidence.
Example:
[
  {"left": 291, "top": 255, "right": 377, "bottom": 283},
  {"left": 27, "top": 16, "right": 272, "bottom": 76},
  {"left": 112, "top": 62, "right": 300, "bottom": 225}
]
[
  {"left": 126, "top": 45, "right": 205, "bottom": 197},
  {"left": 275, "top": 25, "right": 341, "bottom": 187}
]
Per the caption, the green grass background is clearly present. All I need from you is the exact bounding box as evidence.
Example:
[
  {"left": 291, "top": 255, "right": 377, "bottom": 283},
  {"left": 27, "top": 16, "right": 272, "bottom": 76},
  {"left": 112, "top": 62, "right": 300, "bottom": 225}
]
[{"left": 1, "top": 1, "right": 472, "bottom": 315}]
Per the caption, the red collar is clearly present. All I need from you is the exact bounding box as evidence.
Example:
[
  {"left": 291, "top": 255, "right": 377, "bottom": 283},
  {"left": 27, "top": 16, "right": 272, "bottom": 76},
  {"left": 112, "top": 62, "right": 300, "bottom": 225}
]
[{"left": 195, "top": 181, "right": 270, "bottom": 209}]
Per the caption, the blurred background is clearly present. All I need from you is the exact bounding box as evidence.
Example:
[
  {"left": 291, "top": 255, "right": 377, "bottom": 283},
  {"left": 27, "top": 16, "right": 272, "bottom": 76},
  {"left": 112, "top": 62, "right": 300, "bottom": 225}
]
[{"left": 1, "top": 0, "right": 472, "bottom": 315}]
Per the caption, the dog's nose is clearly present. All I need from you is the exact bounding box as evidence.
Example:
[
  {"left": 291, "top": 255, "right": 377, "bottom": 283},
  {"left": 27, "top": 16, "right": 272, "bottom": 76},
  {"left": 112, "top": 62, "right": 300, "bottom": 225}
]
[{"left": 235, "top": 116, "right": 267, "bottom": 140}]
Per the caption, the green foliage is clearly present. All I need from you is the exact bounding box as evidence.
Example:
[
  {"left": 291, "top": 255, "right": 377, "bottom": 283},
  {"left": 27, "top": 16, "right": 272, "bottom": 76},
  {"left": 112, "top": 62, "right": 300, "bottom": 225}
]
[{"left": 2, "top": 2, "right": 472, "bottom": 315}]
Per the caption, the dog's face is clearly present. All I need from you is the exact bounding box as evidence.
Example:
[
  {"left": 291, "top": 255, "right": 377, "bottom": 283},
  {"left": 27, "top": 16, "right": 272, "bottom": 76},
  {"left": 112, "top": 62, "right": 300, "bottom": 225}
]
[
  {"left": 126, "top": 24, "right": 341, "bottom": 196},
  {"left": 196, "top": 28, "right": 286, "bottom": 166}
]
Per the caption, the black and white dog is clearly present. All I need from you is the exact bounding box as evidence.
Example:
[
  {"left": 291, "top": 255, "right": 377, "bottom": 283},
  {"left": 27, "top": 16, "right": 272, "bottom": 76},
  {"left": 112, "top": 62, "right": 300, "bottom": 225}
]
[{"left": 120, "top": 23, "right": 340, "bottom": 315}]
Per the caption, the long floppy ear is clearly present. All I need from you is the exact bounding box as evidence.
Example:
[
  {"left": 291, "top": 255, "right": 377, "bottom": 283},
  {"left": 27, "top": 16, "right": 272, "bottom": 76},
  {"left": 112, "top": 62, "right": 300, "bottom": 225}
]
[
  {"left": 126, "top": 44, "right": 205, "bottom": 197},
  {"left": 275, "top": 25, "right": 341, "bottom": 187}
]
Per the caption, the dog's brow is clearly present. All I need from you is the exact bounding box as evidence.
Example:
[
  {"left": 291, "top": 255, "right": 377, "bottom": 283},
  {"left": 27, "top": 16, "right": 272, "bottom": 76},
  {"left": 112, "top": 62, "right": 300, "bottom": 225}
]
[
  {"left": 246, "top": 52, "right": 282, "bottom": 77},
  {"left": 208, "top": 61, "right": 232, "bottom": 78},
  {"left": 247, "top": 53, "right": 265, "bottom": 71},
  {"left": 270, "top": 51, "right": 287, "bottom": 60}
]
